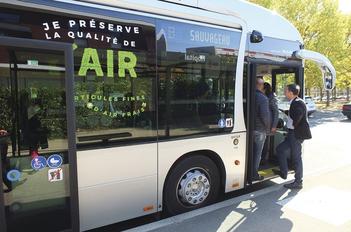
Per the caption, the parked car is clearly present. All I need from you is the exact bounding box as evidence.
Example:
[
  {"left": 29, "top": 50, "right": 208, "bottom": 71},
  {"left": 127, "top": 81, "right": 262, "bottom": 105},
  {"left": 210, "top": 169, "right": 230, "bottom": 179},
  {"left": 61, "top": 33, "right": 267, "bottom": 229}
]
[
  {"left": 336, "top": 95, "right": 345, "bottom": 100},
  {"left": 277, "top": 97, "right": 290, "bottom": 112},
  {"left": 342, "top": 103, "right": 351, "bottom": 120},
  {"left": 278, "top": 96, "right": 316, "bottom": 117},
  {"left": 313, "top": 96, "right": 320, "bottom": 101},
  {"left": 305, "top": 96, "right": 317, "bottom": 116}
]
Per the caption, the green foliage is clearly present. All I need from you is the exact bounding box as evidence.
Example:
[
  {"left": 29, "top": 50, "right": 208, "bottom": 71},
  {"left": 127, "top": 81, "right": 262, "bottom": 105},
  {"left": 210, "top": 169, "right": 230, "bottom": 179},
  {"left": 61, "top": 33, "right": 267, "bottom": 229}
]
[
  {"left": 0, "top": 88, "right": 12, "bottom": 130},
  {"left": 37, "top": 87, "right": 67, "bottom": 139},
  {"left": 249, "top": 0, "right": 273, "bottom": 8},
  {"left": 249, "top": 0, "right": 351, "bottom": 91},
  {"left": 0, "top": 86, "right": 67, "bottom": 140},
  {"left": 74, "top": 76, "right": 152, "bottom": 130}
]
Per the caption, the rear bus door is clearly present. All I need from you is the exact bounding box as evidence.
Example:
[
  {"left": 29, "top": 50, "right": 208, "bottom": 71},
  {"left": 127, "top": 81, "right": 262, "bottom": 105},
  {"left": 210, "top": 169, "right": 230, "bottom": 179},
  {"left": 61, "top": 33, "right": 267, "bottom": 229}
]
[{"left": 0, "top": 37, "right": 78, "bottom": 232}]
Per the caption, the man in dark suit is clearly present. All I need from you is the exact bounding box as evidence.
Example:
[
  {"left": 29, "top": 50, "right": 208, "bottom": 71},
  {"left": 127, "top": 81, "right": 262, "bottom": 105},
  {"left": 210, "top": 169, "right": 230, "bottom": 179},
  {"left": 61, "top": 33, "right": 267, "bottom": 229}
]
[{"left": 273, "top": 84, "right": 312, "bottom": 189}]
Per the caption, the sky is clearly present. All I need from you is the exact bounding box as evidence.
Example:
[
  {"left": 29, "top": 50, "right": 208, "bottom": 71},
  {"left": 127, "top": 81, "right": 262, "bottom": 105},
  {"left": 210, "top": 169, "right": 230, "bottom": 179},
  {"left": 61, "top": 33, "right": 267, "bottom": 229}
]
[{"left": 339, "top": 0, "right": 351, "bottom": 14}]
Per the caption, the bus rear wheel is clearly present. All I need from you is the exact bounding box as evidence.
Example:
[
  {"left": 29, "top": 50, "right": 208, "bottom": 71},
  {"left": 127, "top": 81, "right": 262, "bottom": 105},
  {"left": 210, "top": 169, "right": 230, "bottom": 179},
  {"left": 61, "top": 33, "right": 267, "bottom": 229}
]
[{"left": 163, "top": 155, "right": 220, "bottom": 215}]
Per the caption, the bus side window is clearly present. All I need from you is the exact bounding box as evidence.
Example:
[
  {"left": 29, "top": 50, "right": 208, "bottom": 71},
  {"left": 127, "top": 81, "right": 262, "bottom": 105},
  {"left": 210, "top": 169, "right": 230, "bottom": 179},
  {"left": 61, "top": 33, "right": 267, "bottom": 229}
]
[
  {"left": 73, "top": 19, "right": 158, "bottom": 146},
  {"left": 156, "top": 19, "right": 241, "bottom": 138}
]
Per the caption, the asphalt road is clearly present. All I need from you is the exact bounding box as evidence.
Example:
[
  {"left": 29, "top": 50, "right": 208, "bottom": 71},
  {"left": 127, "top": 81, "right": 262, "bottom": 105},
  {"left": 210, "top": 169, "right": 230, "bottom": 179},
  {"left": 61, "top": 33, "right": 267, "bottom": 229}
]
[{"left": 123, "top": 109, "right": 351, "bottom": 232}]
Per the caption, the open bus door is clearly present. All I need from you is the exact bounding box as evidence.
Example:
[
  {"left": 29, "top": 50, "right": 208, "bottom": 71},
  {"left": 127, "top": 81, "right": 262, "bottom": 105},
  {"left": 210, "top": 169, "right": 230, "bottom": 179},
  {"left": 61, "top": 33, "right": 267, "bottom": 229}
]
[
  {"left": 246, "top": 60, "right": 303, "bottom": 184},
  {"left": 0, "top": 36, "right": 79, "bottom": 232},
  {"left": 246, "top": 48, "right": 336, "bottom": 184}
]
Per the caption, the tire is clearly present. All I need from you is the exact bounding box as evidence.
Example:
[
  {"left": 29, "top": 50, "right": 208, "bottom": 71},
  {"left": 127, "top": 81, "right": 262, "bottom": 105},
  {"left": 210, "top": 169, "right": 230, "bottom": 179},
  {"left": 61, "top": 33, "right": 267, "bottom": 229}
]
[
  {"left": 348, "top": 115, "right": 351, "bottom": 120},
  {"left": 163, "top": 155, "right": 220, "bottom": 215}
]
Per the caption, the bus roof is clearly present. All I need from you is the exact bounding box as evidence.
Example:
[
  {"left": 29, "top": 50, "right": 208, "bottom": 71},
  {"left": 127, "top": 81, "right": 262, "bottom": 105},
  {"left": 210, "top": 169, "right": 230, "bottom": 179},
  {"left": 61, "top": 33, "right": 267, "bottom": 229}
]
[
  {"left": 198, "top": 0, "right": 303, "bottom": 43},
  {"left": 79, "top": 0, "right": 303, "bottom": 43}
]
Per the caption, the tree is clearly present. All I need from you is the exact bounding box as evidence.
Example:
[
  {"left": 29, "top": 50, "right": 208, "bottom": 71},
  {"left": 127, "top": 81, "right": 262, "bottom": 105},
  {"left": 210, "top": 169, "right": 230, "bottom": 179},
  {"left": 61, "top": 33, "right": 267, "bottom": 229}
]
[
  {"left": 249, "top": 0, "right": 351, "bottom": 105},
  {"left": 249, "top": 0, "right": 273, "bottom": 8},
  {"left": 336, "top": 14, "right": 351, "bottom": 102}
]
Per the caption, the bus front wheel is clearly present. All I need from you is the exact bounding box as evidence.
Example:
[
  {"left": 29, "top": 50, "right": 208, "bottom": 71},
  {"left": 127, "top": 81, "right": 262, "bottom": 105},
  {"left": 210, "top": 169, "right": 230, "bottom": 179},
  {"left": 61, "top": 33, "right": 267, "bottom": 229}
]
[{"left": 163, "top": 155, "right": 220, "bottom": 215}]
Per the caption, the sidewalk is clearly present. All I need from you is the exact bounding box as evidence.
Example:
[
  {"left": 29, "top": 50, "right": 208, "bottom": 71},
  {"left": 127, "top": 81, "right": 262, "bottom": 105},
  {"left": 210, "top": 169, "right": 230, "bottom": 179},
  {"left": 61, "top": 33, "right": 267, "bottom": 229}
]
[{"left": 126, "top": 165, "right": 351, "bottom": 232}]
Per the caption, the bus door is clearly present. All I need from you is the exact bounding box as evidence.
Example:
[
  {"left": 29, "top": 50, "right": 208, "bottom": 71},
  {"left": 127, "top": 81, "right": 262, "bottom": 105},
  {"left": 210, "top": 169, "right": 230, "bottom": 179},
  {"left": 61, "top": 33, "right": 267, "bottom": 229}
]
[
  {"left": 247, "top": 62, "right": 303, "bottom": 183},
  {"left": 271, "top": 67, "right": 303, "bottom": 160},
  {"left": 0, "top": 37, "right": 79, "bottom": 232}
]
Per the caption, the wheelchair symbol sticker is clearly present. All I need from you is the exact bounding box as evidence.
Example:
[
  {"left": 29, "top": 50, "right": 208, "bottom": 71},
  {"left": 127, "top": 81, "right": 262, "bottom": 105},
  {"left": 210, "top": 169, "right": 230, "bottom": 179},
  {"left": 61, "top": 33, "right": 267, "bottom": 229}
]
[
  {"left": 47, "top": 154, "right": 63, "bottom": 168},
  {"left": 7, "top": 169, "right": 21, "bottom": 182},
  {"left": 31, "top": 156, "right": 47, "bottom": 170}
]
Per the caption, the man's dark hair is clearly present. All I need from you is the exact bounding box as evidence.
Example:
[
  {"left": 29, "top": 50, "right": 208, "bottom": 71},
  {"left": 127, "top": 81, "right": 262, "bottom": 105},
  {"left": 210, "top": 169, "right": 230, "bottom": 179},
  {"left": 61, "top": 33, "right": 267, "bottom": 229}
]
[
  {"left": 264, "top": 82, "right": 272, "bottom": 96},
  {"left": 286, "top": 84, "right": 300, "bottom": 96}
]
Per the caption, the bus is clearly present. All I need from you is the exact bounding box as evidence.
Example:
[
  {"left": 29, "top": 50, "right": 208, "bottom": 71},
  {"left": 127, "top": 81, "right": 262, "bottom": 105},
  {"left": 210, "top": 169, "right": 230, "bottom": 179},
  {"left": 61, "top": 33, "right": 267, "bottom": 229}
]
[{"left": 0, "top": 0, "right": 336, "bottom": 231}]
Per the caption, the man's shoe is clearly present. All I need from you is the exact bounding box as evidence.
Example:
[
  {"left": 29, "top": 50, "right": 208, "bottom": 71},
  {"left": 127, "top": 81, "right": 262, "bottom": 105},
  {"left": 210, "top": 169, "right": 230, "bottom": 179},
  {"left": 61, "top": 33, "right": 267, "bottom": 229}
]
[
  {"left": 284, "top": 181, "right": 303, "bottom": 189},
  {"left": 252, "top": 175, "right": 264, "bottom": 181},
  {"left": 3, "top": 188, "right": 12, "bottom": 193},
  {"left": 272, "top": 169, "right": 287, "bottom": 180}
]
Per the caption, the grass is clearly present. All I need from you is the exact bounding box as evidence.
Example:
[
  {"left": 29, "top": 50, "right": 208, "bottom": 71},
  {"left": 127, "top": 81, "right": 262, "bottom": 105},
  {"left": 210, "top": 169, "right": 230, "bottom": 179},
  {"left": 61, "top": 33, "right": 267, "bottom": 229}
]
[{"left": 315, "top": 100, "right": 349, "bottom": 110}]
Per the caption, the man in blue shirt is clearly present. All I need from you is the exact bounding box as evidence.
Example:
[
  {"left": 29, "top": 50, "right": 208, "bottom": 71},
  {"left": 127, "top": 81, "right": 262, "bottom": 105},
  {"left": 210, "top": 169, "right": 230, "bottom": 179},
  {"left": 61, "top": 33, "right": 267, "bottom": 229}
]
[{"left": 253, "top": 78, "right": 271, "bottom": 181}]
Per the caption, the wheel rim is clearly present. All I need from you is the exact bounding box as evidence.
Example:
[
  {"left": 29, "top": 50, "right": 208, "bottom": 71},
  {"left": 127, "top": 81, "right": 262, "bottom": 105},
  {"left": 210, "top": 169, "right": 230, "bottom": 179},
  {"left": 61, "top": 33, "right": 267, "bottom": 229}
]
[{"left": 177, "top": 168, "right": 210, "bottom": 206}]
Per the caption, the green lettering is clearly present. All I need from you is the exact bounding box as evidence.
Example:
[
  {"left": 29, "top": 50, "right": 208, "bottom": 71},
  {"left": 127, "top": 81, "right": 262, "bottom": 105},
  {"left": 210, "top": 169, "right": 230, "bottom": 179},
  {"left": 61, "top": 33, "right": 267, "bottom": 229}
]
[
  {"left": 78, "top": 48, "right": 103, "bottom": 77},
  {"left": 107, "top": 50, "right": 114, "bottom": 78},
  {"left": 118, "top": 51, "right": 137, "bottom": 78}
]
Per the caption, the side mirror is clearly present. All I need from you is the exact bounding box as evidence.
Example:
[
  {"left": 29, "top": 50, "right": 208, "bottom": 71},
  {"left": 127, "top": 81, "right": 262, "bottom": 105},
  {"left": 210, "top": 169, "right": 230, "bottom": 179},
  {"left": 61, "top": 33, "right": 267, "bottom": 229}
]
[
  {"left": 250, "top": 30, "right": 263, "bottom": 43},
  {"left": 276, "top": 118, "right": 285, "bottom": 129},
  {"left": 322, "top": 67, "right": 335, "bottom": 91},
  {"left": 292, "top": 50, "right": 336, "bottom": 92}
]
